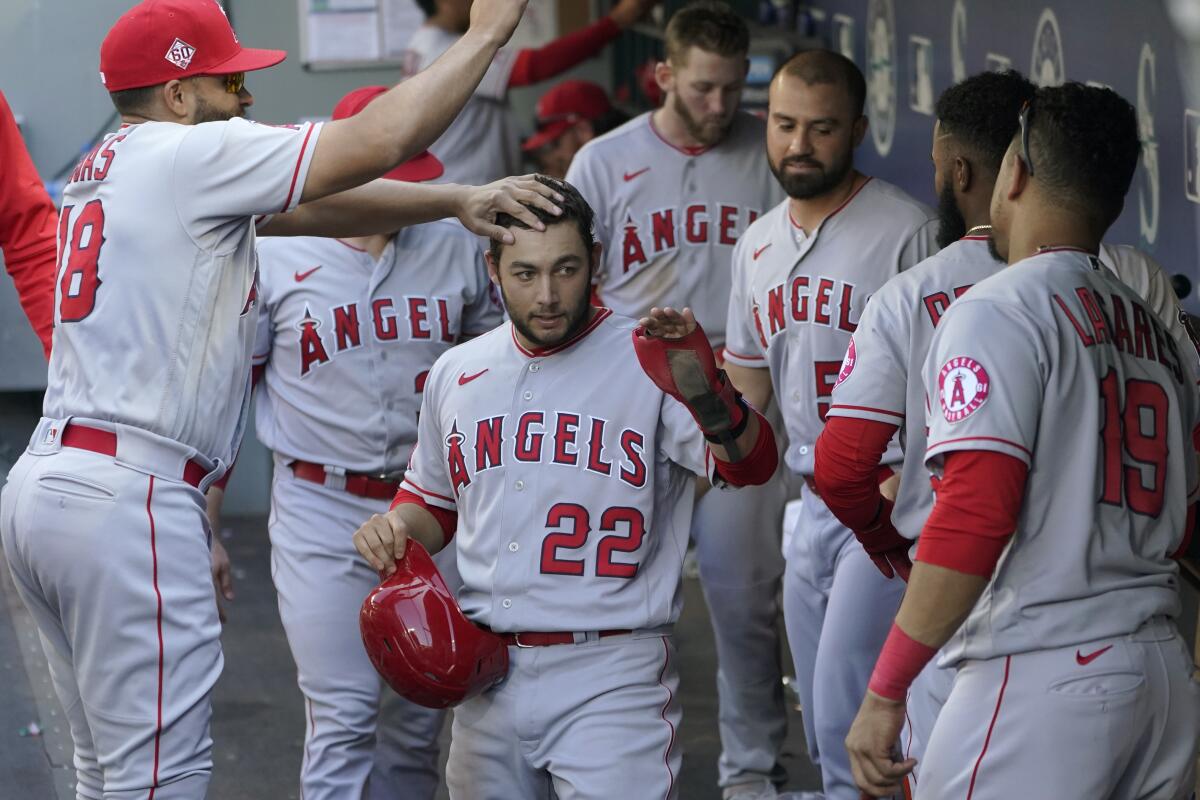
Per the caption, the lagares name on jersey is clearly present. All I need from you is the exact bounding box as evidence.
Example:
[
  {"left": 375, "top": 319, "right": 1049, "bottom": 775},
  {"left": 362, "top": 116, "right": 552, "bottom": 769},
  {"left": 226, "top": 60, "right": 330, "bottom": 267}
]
[{"left": 1054, "top": 285, "right": 1186, "bottom": 383}]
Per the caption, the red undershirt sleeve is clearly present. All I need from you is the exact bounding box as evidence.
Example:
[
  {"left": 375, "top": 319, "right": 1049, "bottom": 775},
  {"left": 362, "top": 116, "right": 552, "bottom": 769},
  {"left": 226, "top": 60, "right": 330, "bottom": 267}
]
[
  {"left": 0, "top": 91, "right": 57, "bottom": 360},
  {"left": 507, "top": 17, "right": 620, "bottom": 88},
  {"left": 916, "top": 449, "right": 1029, "bottom": 577},
  {"left": 391, "top": 488, "right": 458, "bottom": 547},
  {"left": 813, "top": 416, "right": 899, "bottom": 532},
  {"left": 710, "top": 408, "right": 778, "bottom": 486}
]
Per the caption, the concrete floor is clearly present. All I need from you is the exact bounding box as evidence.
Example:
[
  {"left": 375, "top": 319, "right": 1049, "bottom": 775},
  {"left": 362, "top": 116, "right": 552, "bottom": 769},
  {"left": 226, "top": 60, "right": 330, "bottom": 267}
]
[{"left": 0, "top": 513, "right": 822, "bottom": 799}]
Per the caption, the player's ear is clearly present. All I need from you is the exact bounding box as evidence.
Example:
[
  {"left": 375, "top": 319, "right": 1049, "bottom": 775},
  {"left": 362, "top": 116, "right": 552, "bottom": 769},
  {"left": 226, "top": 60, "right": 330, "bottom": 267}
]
[
  {"left": 484, "top": 250, "right": 502, "bottom": 285},
  {"left": 1004, "top": 145, "right": 1028, "bottom": 200},
  {"left": 654, "top": 60, "right": 674, "bottom": 95},
  {"left": 161, "top": 79, "right": 190, "bottom": 120},
  {"left": 851, "top": 115, "right": 868, "bottom": 148},
  {"left": 955, "top": 156, "right": 972, "bottom": 194}
]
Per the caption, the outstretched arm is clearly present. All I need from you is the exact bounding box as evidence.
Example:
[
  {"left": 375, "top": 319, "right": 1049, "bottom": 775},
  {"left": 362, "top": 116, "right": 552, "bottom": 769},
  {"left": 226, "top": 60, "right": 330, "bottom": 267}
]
[
  {"left": 300, "top": 0, "right": 529, "bottom": 202},
  {"left": 260, "top": 174, "right": 562, "bottom": 243}
]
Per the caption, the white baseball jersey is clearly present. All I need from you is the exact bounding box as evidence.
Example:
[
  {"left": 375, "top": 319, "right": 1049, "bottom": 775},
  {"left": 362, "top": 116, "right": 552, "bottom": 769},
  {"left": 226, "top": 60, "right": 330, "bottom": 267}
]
[
  {"left": 253, "top": 222, "right": 502, "bottom": 472},
  {"left": 724, "top": 178, "right": 937, "bottom": 475},
  {"left": 401, "top": 309, "right": 723, "bottom": 632},
  {"left": 45, "top": 118, "right": 322, "bottom": 465},
  {"left": 402, "top": 25, "right": 518, "bottom": 186},
  {"left": 565, "top": 112, "right": 784, "bottom": 347},
  {"left": 827, "top": 235, "right": 1000, "bottom": 538},
  {"left": 1099, "top": 243, "right": 1188, "bottom": 348},
  {"left": 924, "top": 248, "right": 1199, "bottom": 664}
]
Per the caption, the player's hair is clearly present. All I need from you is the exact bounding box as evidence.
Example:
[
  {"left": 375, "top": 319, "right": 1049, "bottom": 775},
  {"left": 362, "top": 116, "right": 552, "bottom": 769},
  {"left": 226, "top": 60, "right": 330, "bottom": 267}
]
[
  {"left": 487, "top": 176, "right": 595, "bottom": 264},
  {"left": 1022, "top": 82, "right": 1140, "bottom": 232},
  {"left": 108, "top": 85, "right": 158, "bottom": 115},
  {"left": 592, "top": 107, "right": 631, "bottom": 137},
  {"left": 935, "top": 70, "right": 1036, "bottom": 175},
  {"left": 775, "top": 49, "right": 866, "bottom": 118},
  {"left": 664, "top": 1, "right": 750, "bottom": 66},
  {"left": 413, "top": 0, "right": 435, "bottom": 16}
]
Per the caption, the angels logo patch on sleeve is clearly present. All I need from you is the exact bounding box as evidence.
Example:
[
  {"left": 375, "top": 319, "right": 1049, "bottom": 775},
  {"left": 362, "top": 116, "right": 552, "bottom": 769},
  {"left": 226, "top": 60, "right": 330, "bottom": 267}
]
[
  {"left": 834, "top": 336, "right": 857, "bottom": 388},
  {"left": 938, "top": 356, "right": 990, "bottom": 422}
]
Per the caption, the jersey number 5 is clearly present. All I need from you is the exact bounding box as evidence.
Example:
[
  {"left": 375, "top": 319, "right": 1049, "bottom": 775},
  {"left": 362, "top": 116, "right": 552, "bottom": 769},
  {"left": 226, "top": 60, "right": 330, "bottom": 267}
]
[
  {"left": 55, "top": 200, "right": 106, "bottom": 322},
  {"left": 1099, "top": 370, "right": 1169, "bottom": 516},
  {"left": 540, "top": 503, "right": 646, "bottom": 578}
]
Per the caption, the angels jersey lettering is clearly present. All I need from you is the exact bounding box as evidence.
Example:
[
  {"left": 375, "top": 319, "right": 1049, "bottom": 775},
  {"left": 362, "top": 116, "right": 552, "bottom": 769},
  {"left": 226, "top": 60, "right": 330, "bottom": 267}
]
[
  {"left": 253, "top": 222, "right": 501, "bottom": 472},
  {"left": 827, "top": 235, "right": 1000, "bottom": 538},
  {"left": 924, "top": 249, "right": 1200, "bottom": 664},
  {"left": 566, "top": 112, "right": 784, "bottom": 346},
  {"left": 46, "top": 118, "right": 322, "bottom": 464},
  {"left": 402, "top": 310, "right": 722, "bottom": 632},
  {"left": 725, "top": 178, "right": 936, "bottom": 474}
]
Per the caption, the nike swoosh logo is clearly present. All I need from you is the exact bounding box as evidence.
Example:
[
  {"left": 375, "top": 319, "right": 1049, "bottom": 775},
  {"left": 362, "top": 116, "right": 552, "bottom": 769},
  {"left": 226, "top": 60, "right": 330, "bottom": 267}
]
[
  {"left": 1075, "top": 644, "right": 1113, "bottom": 665},
  {"left": 294, "top": 265, "right": 321, "bottom": 282},
  {"left": 623, "top": 167, "right": 650, "bottom": 182},
  {"left": 753, "top": 243, "right": 772, "bottom": 260},
  {"left": 458, "top": 369, "right": 489, "bottom": 386}
]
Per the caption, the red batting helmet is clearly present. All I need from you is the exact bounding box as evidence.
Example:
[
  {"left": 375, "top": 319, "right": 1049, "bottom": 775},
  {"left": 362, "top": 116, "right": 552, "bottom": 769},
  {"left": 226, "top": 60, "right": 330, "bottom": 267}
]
[{"left": 360, "top": 540, "right": 508, "bottom": 709}]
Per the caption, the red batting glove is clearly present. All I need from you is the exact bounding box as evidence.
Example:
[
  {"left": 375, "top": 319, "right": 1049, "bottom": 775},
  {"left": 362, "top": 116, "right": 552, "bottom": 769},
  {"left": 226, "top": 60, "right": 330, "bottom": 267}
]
[{"left": 855, "top": 497, "right": 913, "bottom": 581}]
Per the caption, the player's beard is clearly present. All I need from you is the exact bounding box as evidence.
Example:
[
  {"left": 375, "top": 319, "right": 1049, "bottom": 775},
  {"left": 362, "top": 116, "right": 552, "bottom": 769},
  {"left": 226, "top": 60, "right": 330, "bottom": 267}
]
[
  {"left": 986, "top": 235, "right": 1008, "bottom": 264},
  {"left": 770, "top": 148, "right": 853, "bottom": 200},
  {"left": 502, "top": 282, "right": 593, "bottom": 350},
  {"left": 192, "top": 95, "right": 243, "bottom": 124},
  {"left": 935, "top": 182, "right": 967, "bottom": 248},
  {"left": 671, "top": 93, "right": 732, "bottom": 147}
]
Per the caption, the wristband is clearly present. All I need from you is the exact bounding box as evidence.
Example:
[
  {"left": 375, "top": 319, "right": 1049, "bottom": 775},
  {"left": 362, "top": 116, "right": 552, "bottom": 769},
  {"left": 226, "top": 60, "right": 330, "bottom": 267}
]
[{"left": 867, "top": 622, "right": 937, "bottom": 702}]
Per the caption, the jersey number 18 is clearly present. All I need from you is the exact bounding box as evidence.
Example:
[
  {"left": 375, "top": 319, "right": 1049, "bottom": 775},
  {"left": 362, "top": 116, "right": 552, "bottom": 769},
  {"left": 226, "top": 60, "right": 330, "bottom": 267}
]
[{"left": 55, "top": 200, "right": 106, "bottom": 322}]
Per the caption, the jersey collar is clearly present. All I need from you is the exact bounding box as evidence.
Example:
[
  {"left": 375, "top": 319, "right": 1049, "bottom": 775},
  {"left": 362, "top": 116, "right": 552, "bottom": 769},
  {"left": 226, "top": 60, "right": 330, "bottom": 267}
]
[
  {"left": 786, "top": 176, "right": 873, "bottom": 238},
  {"left": 510, "top": 307, "right": 612, "bottom": 358},
  {"left": 648, "top": 114, "right": 716, "bottom": 157}
]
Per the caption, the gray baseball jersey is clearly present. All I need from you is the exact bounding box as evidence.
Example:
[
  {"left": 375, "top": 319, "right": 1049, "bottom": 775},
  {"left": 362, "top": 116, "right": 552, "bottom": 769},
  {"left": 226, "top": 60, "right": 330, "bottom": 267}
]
[
  {"left": 724, "top": 178, "right": 937, "bottom": 475},
  {"left": 1099, "top": 242, "right": 1189, "bottom": 348},
  {"left": 924, "top": 248, "right": 1199, "bottom": 664},
  {"left": 565, "top": 111, "right": 784, "bottom": 347},
  {"left": 827, "top": 234, "right": 1000, "bottom": 539},
  {"left": 45, "top": 118, "right": 323, "bottom": 465},
  {"left": 401, "top": 309, "right": 722, "bottom": 632},
  {"left": 253, "top": 222, "right": 502, "bottom": 472},
  {"left": 401, "top": 25, "right": 518, "bottom": 185}
]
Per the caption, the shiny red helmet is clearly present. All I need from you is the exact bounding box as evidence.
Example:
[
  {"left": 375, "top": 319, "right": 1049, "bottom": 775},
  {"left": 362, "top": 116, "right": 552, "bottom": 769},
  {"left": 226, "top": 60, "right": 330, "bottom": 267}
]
[{"left": 360, "top": 540, "right": 508, "bottom": 709}]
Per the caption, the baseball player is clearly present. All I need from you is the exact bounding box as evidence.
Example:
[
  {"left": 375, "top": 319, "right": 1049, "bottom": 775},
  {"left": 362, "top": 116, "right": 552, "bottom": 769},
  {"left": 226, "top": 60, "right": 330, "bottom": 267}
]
[
  {"left": 813, "top": 71, "right": 1035, "bottom": 787},
  {"left": 845, "top": 83, "right": 1200, "bottom": 800},
  {"left": 522, "top": 79, "right": 627, "bottom": 179},
  {"left": 0, "top": 88, "right": 56, "bottom": 359},
  {"left": 817, "top": 72, "right": 1194, "bottom": 790},
  {"left": 404, "top": 0, "right": 659, "bottom": 185},
  {"left": 352, "top": 177, "right": 780, "bottom": 799},
  {"left": 235, "top": 87, "right": 502, "bottom": 799},
  {"left": 565, "top": 6, "right": 792, "bottom": 796},
  {"left": 722, "top": 51, "right": 936, "bottom": 800},
  {"left": 0, "top": 1, "right": 561, "bottom": 796}
]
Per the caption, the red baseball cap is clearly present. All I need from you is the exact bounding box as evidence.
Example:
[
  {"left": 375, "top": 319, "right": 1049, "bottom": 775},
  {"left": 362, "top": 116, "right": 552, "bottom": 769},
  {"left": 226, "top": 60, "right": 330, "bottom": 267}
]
[
  {"left": 522, "top": 80, "right": 612, "bottom": 152},
  {"left": 99, "top": 0, "right": 286, "bottom": 92},
  {"left": 332, "top": 86, "right": 444, "bottom": 183}
]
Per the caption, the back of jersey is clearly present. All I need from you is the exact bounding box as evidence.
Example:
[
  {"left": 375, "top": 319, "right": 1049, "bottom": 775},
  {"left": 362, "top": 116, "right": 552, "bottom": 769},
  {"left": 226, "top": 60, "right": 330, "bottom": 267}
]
[
  {"left": 925, "top": 249, "right": 1199, "bottom": 662},
  {"left": 45, "top": 118, "right": 321, "bottom": 464}
]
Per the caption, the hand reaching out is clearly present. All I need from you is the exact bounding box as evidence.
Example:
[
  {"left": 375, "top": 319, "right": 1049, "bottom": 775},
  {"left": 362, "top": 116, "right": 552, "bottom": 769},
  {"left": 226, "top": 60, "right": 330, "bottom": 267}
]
[{"left": 637, "top": 306, "right": 698, "bottom": 340}]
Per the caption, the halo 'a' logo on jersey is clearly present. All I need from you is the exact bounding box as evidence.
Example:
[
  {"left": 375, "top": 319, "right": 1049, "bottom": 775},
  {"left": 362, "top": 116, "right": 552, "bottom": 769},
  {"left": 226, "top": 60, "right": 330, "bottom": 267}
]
[
  {"left": 1030, "top": 9, "right": 1064, "bottom": 87},
  {"left": 165, "top": 38, "right": 196, "bottom": 70},
  {"left": 834, "top": 337, "right": 857, "bottom": 388},
  {"left": 938, "top": 356, "right": 990, "bottom": 422},
  {"left": 445, "top": 423, "right": 471, "bottom": 496}
]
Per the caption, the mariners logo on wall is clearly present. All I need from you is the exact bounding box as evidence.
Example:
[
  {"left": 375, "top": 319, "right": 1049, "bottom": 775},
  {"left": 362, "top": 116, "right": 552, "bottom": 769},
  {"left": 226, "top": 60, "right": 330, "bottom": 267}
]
[
  {"left": 951, "top": 0, "right": 968, "bottom": 83},
  {"left": 1030, "top": 8, "right": 1065, "bottom": 87},
  {"left": 867, "top": 0, "right": 897, "bottom": 157},
  {"left": 835, "top": 337, "right": 857, "bottom": 388},
  {"left": 938, "top": 356, "right": 990, "bottom": 422},
  {"left": 1137, "top": 42, "right": 1159, "bottom": 246}
]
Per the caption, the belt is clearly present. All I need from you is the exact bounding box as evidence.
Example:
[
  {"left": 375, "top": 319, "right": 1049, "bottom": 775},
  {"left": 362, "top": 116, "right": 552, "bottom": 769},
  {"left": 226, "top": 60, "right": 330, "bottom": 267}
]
[
  {"left": 290, "top": 460, "right": 401, "bottom": 500},
  {"left": 61, "top": 423, "right": 208, "bottom": 488},
  {"left": 498, "top": 630, "right": 632, "bottom": 648}
]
